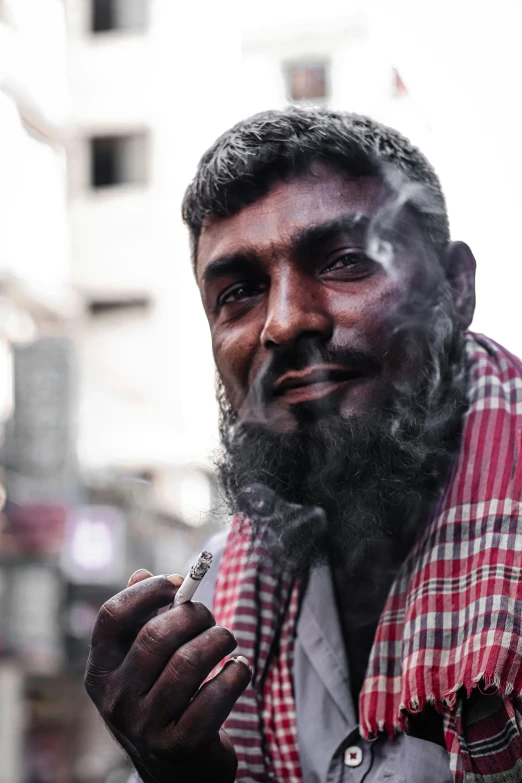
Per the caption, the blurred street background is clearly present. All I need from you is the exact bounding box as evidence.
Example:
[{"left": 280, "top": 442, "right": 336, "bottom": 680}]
[{"left": 0, "top": 0, "right": 521, "bottom": 780}]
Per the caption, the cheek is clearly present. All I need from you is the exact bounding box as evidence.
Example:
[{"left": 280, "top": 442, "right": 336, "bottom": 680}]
[
  {"left": 329, "top": 281, "right": 406, "bottom": 343},
  {"left": 212, "top": 328, "right": 259, "bottom": 408}
]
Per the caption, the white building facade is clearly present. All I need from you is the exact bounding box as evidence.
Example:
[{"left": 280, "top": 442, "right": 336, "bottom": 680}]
[
  {"left": 0, "top": 0, "right": 75, "bottom": 415},
  {"left": 64, "top": 0, "right": 522, "bottom": 536},
  {"left": 65, "top": 0, "right": 248, "bottom": 528}
]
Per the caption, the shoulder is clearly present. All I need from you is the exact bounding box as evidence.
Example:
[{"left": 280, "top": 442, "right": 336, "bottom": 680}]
[
  {"left": 465, "top": 331, "right": 522, "bottom": 410},
  {"left": 466, "top": 331, "right": 522, "bottom": 377}
]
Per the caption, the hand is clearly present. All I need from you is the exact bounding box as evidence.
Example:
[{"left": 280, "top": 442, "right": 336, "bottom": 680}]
[{"left": 85, "top": 569, "right": 251, "bottom": 783}]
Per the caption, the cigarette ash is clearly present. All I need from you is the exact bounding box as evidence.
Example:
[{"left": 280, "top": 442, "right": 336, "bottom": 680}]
[{"left": 189, "top": 550, "right": 213, "bottom": 580}]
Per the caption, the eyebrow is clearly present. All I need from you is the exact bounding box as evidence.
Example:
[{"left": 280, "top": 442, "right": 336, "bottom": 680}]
[
  {"left": 201, "top": 252, "right": 260, "bottom": 284},
  {"left": 292, "top": 213, "right": 370, "bottom": 257},
  {"left": 201, "top": 212, "right": 370, "bottom": 284}
]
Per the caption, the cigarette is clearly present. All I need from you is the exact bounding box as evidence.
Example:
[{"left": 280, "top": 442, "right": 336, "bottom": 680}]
[{"left": 173, "top": 551, "right": 213, "bottom": 606}]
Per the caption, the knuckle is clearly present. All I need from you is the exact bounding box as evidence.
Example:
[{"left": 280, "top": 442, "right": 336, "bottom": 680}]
[
  {"left": 171, "top": 646, "right": 200, "bottom": 680},
  {"left": 138, "top": 621, "right": 170, "bottom": 653},
  {"left": 84, "top": 668, "right": 102, "bottom": 699},
  {"left": 84, "top": 656, "right": 113, "bottom": 700},
  {"left": 97, "top": 598, "right": 121, "bottom": 629}
]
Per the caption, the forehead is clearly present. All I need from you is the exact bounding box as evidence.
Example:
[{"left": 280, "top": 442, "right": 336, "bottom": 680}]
[{"left": 195, "top": 168, "right": 389, "bottom": 282}]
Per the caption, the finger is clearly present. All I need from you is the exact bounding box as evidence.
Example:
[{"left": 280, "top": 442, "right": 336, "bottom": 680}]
[
  {"left": 169, "top": 657, "right": 251, "bottom": 753},
  {"left": 143, "top": 623, "right": 237, "bottom": 720},
  {"left": 128, "top": 569, "right": 153, "bottom": 587},
  {"left": 118, "top": 601, "right": 219, "bottom": 694},
  {"left": 88, "top": 575, "right": 181, "bottom": 673}
]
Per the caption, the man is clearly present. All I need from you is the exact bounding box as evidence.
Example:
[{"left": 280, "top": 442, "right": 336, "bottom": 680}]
[{"left": 85, "top": 108, "right": 522, "bottom": 783}]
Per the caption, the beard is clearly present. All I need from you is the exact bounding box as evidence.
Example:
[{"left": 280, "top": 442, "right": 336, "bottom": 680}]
[{"left": 215, "top": 282, "right": 469, "bottom": 577}]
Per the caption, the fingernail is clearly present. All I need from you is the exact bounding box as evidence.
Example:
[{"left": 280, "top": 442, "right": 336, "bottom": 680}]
[
  {"left": 128, "top": 569, "right": 152, "bottom": 586},
  {"left": 233, "top": 655, "right": 251, "bottom": 669},
  {"left": 166, "top": 574, "right": 183, "bottom": 587}
]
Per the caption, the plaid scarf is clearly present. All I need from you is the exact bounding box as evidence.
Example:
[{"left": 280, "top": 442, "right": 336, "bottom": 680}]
[{"left": 213, "top": 333, "right": 522, "bottom": 782}]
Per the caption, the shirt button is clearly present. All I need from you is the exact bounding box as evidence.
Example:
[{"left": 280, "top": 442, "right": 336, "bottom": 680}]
[{"left": 344, "top": 745, "right": 363, "bottom": 767}]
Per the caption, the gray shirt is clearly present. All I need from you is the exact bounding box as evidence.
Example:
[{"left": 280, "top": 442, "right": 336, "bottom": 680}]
[{"left": 197, "top": 532, "right": 452, "bottom": 783}]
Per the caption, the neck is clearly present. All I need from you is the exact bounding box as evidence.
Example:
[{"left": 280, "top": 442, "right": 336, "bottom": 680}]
[
  {"left": 330, "top": 487, "right": 439, "bottom": 713},
  {"left": 331, "top": 541, "right": 404, "bottom": 713}
]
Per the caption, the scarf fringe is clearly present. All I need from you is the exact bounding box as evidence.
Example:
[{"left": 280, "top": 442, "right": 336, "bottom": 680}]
[{"left": 362, "top": 672, "right": 517, "bottom": 741}]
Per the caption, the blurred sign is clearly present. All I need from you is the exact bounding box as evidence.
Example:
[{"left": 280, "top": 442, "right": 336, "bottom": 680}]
[
  {"left": 60, "top": 506, "right": 126, "bottom": 585},
  {"left": 6, "top": 502, "right": 66, "bottom": 555},
  {"left": 3, "top": 338, "right": 78, "bottom": 504}
]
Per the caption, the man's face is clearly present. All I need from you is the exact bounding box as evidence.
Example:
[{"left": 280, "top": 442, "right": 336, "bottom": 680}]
[{"left": 196, "top": 165, "right": 441, "bottom": 431}]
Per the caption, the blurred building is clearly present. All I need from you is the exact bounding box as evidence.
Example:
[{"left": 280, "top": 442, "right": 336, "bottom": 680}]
[
  {"left": 65, "top": 0, "right": 238, "bottom": 539},
  {"left": 0, "top": 2, "right": 81, "bottom": 782}
]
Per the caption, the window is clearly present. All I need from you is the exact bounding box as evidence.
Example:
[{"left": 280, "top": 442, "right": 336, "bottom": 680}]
[
  {"left": 87, "top": 296, "right": 151, "bottom": 316},
  {"left": 91, "top": 0, "right": 148, "bottom": 34},
  {"left": 89, "top": 133, "right": 148, "bottom": 189},
  {"left": 285, "top": 62, "right": 329, "bottom": 102}
]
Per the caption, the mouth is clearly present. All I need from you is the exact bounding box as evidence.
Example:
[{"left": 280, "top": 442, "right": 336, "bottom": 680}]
[{"left": 273, "top": 365, "right": 370, "bottom": 404}]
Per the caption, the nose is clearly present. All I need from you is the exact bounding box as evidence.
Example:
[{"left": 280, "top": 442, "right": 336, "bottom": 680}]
[{"left": 260, "top": 267, "right": 333, "bottom": 350}]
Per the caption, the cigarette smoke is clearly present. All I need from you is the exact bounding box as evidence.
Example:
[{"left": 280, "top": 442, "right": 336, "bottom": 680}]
[{"left": 214, "top": 167, "right": 468, "bottom": 577}]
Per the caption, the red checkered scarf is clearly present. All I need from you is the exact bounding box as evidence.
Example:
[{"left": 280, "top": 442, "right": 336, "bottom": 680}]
[{"left": 213, "top": 333, "right": 522, "bottom": 782}]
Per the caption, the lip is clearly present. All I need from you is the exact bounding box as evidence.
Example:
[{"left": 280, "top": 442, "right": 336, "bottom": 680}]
[{"left": 273, "top": 365, "right": 369, "bottom": 403}]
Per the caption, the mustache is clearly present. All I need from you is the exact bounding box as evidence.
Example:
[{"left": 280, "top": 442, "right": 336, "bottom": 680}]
[
  {"left": 237, "top": 339, "right": 383, "bottom": 422},
  {"left": 272, "top": 342, "right": 382, "bottom": 376}
]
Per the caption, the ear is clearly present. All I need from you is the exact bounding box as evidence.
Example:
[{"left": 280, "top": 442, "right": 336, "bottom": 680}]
[{"left": 439, "top": 241, "right": 476, "bottom": 330}]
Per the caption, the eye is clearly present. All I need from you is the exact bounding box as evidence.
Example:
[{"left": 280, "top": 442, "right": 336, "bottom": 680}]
[
  {"left": 217, "top": 282, "right": 265, "bottom": 309},
  {"left": 321, "top": 250, "right": 371, "bottom": 275}
]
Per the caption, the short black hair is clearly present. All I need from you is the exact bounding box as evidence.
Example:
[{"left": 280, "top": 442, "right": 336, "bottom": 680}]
[{"left": 182, "top": 106, "right": 450, "bottom": 267}]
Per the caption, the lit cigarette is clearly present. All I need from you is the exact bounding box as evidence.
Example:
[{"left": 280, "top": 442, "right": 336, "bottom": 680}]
[{"left": 173, "top": 551, "right": 213, "bottom": 606}]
